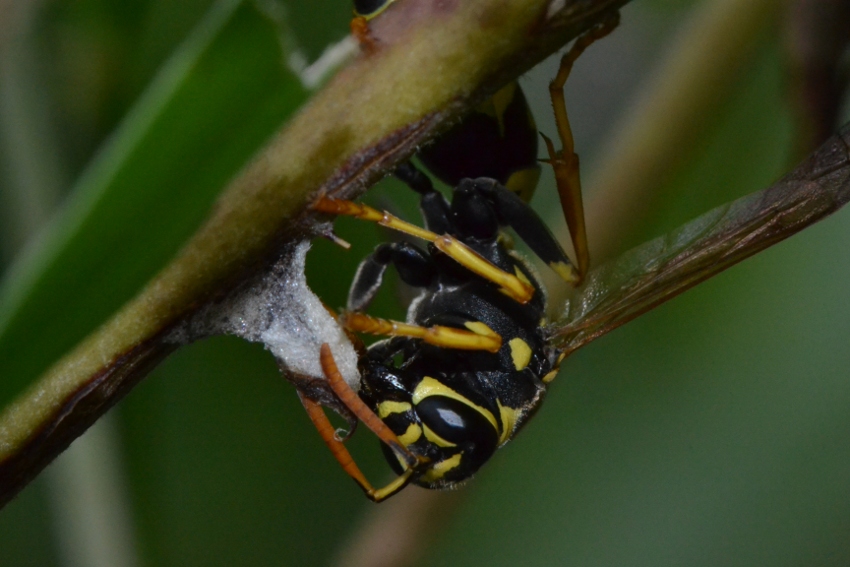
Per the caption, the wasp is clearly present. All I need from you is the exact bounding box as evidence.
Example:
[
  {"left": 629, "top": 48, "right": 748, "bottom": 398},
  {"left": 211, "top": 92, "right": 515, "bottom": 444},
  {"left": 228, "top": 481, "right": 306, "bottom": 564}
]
[{"left": 306, "top": 3, "right": 619, "bottom": 501}]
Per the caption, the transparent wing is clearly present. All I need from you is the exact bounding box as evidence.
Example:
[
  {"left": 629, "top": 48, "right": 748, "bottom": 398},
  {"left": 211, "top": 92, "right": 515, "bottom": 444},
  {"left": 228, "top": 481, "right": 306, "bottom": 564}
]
[{"left": 549, "top": 124, "right": 850, "bottom": 356}]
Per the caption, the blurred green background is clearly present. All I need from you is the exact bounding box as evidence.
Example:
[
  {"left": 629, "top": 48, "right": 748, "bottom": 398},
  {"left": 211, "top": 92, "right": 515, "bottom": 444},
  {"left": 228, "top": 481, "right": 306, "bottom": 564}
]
[{"left": 1, "top": 0, "right": 849, "bottom": 566}]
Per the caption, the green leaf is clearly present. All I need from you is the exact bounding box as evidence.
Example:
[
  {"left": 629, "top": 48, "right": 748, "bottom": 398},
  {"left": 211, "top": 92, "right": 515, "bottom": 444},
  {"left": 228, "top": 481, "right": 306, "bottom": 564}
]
[{"left": 0, "top": 0, "right": 309, "bottom": 406}]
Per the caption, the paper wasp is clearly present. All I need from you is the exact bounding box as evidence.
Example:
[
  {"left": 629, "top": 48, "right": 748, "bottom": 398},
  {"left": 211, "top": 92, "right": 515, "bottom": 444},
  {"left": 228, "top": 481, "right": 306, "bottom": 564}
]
[{"left": 307, "top": 2, "right": 618, "bottom": 501}]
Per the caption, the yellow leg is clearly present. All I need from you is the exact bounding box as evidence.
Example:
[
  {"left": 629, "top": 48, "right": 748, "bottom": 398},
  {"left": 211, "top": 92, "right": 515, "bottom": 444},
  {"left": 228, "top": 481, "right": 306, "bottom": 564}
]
[
  {"left": 313, "top": 196, "right": 534, "bottom": 304},
  {"left": 545, "top": 13, "right": 620, "bottom": 282},
  {"left": 342, "top": 311, "right": 502, "bottom": 353}
]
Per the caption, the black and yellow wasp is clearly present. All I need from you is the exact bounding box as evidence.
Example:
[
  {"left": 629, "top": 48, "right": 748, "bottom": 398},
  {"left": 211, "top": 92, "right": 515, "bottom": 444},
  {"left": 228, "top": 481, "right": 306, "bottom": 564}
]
[{"left": 305, "top": 1, "right": 619, "bottom": 501}]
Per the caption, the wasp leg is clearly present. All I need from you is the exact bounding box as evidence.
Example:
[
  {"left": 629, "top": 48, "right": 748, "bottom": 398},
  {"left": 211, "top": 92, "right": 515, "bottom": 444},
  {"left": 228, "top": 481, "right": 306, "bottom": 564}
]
[
  {"left": 458, "top": 178, "right": 580, "bottom": 284},
  {"left": 347, "top": 242, "right": 435, "bottom": 312},
  {"left": 313, "top": 197, "right": 533, "bottom": 303},
  {"left": 304, "top": 344, "right": 419, "bottom": 502},
  {"left": 395, "top": 161, "right": 451, "bottom": 234},
  {"left": 342, "top": 312, "right": 502, "bottom": 352},
  {"left": 299, "top": 396, "right": 413, "bottom": 503},
  {"left": 395, "top": 161, "right": 435, "bottom": 195},
  {"left": 350, "top": 17, "right": 379, "bottom": 53},
  {"left": 545, "top": 13, "right": 620, "bottom": 282}
]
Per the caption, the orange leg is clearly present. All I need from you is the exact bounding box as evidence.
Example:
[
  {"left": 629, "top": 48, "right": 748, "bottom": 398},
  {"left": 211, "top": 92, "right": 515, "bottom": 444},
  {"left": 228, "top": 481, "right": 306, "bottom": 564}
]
[
  {"left": 298, "top": 391, "right": 414, "bottom": 502},
  {"left": 298, "top": 392, "right": 372, "bottom": 491},
  {"left": 341, "top": 311, "right": 502, "bottom": 353},
  {"left": 544, "top": 12, "right": 620, "bottom": 283},
  {"left": 313, "top": 196, "right": 534, "bottom": 304},
  {"left": 350, "top": 17, "right": 378, "bottom": 54},
  {"left": 298, "top": 344, "right": 423, "bottom": 502},
  {"left": 320, "top": 344, "right": 415, "bottom": 464}
]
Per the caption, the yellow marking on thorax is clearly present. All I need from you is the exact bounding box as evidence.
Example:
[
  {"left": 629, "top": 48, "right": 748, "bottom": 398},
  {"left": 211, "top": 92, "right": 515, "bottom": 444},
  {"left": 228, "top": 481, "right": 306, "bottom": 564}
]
[
  {"left": 497, "top": 401, "right": 522, "bottom": 445},
  {"left": 477, "top": 83, "right": 517, "bottom": 136},
  {"left": 550, "top": 261, "right": 579, "bottom": 284},
  {"left": 377, "top": 400, "right": 412, "bottom": 419},
  {"left": 422, "top": 424, "right": 456, "bottom": 448},
  {"left": 505, "top": 166, "right": 541, "bottom": 203},
  {"left": 464, "top": 321, "right": 496, "bottom": 337},
  {"left": 542, "top": 369, "right": 559, "bottom": 383},
  {"left": 421, "top": 453, "right": 463, "bottom": 483},
  {"left": 398, "top": 423, "right": 422, "bottom": 446},
  {"left": 413, "top": 376, "right": 499, "bottom": 433},
  {"left": 508, "top": 337, "right": 532, "bottom": 371},
  {"left": 513, "top": 266, "right": 533, "bottom": 288}
]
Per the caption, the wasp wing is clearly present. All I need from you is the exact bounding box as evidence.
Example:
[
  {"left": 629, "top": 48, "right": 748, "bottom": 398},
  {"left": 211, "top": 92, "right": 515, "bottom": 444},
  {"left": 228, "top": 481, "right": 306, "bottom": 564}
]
[{"left": 549, "top": 124, "right": 850, "bottom": 356}]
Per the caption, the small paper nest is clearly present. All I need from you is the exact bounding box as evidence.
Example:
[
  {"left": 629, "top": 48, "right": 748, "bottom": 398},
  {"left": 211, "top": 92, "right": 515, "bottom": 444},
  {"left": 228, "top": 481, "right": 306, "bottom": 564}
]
[{"left": 168, "top": 240, "right": 361, "bottom": 391}]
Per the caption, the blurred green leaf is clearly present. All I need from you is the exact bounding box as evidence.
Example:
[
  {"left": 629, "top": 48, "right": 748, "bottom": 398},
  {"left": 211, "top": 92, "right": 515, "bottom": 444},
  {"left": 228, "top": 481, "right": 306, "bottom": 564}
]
[
  {"left": 121, "top": 336, "right": 380, "bottom": 566},
  {"left": 0, "top": 0, "right": 309, "bottom": 406},
  {"left": 0, "top": 0, "right": 316, "bottom": 563}
]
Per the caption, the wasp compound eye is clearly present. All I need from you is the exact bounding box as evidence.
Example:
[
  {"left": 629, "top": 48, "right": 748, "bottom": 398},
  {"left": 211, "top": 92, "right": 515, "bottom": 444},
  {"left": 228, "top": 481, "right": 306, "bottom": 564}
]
[{"left": 417, "top": 396, "right": 499, "bottom": 471}]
